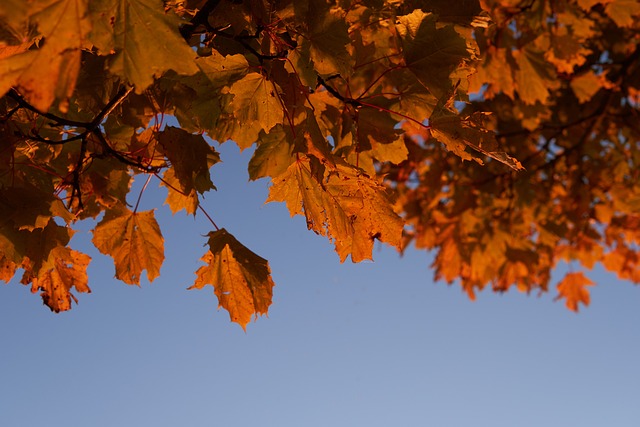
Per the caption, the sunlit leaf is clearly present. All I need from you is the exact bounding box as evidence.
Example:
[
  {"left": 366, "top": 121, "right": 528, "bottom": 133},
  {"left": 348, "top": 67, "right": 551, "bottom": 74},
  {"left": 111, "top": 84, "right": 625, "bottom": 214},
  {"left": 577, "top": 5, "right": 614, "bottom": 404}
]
[
  {"left": 0, "top": 0, "right": 91, "bottom": 111},
  {"left": 89, "top": 0, "right": 199, "bottom": 91},
  {"left": 555, "top": 272, "right": 594, "bottom": 312},
  {"left": 189, "top": 229, "right": 275, "bottom": 330},
  {"left": 30, "top": 246, "right": 91, "bottom": 313},
  {"left": 92, "top": 206, "right": 165, "bottom": 285},
  {"left": 267, "top": 157, "right": 403, "bottom": 262}
]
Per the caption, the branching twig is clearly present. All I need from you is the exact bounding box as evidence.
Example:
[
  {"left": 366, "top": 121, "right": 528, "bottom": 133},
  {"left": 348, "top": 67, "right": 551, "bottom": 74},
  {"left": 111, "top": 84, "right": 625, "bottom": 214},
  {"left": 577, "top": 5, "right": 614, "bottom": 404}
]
[
  {"left": 179, "top": 0, "right": 223, "bottom": 41},
  {"left": 69, "top": 136, "right": 89, "bottom": 210}
]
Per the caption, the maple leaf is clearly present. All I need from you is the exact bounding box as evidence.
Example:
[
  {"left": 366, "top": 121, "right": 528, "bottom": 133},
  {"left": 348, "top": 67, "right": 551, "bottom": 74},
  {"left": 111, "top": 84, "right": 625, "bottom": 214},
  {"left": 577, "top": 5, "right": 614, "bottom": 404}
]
[
  {"left": 0, "top": 0, "right": 91, "bottom": 111},
  {"left": 469, "top": 47, "right": 516, "bottom": 99},
  {"left": 396, "top": 10, "right": 472, "bottom": 98},
  {"left": 158, "top": 126, "right": 219, "bottom": 195},
  {"left": 248, "top": 126, "right": 295, "bottom": 181},
  {"left": 555, "top": 272, "right": 594, "bottom": 312},
  {"left": 92, "top": 206, "right": 165, "bottom": 285},
  {"left": 189, "top": 229, "right": 275, "bottom": 330},
  {"left": 604, "top": 0, "right": 640, "bottom": 27},
  {"left": 305, "top": 2, "right": 352, "bottom": 76},
  {"left": 570, "top": 70, "right": 602, "bottom": 103},
  {"left": 513, "top": 45, "right": 559, "bottom": 105},
  {"left": 267, "top": 157, "right": 404, "bottom": 262},
  {"left": 430, "top": 111, "right": 524, "bottom": 171},
  {"left": 89, "top": 0, "right": 199, "bottom": 91},
  {"left": 30, "top": 246, "right": 91, "bottom": 313},
  {"left": 160, "top": 168, "right": 199, "bottom": 215},
  {"left": 227, "top": 73, "right": 284, "bottom": 149}
]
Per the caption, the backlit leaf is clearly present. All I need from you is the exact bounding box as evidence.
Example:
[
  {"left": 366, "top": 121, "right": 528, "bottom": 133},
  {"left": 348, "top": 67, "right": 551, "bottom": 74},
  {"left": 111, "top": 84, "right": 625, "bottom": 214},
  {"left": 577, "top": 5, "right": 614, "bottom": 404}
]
[
  {"left": 189, "top": 229, "right": 275, "bottom": 330},
  {"left": 396, "top": 10, "right": 471, "bottom": 98},
  {"left": 513, "top": 45, "right": 559, "bottom": 105},
  {"left": 267, "top": 158, "right": 403, "bottom": 262},
  {"left": 555, "top": 272, "right": 594, "bottom": 312},
  {"left": 0, "top": 0, "right": 91, "bottom": 111},
  {"left": 92, "top": 206, "right": 165, "bottom": 285},
  {"left": 30, "top": 246, "right": 91, "bottom": 313},
  {"left": 158, "top": 126, "right": 219, "bottom": 195},
  {"left": 89, "top": 0, "right": 199, "bottom": 91},
  {"left": 604, "top": 0, "right": 640, "bottom": 27},
  {"left": 228, "top": 73, "right": 284, "bottom": 149}
]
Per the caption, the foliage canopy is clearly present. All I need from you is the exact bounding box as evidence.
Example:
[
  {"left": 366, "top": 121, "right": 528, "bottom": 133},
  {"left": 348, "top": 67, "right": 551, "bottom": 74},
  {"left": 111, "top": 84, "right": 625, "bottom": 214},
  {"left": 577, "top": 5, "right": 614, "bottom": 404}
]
[{"left": 1, "top": 0, "right": 639, "bottom": 328}]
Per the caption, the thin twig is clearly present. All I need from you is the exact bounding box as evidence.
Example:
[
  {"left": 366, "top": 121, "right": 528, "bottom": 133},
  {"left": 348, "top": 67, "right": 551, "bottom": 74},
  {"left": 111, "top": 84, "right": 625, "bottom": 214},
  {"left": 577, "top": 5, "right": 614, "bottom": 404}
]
[{"left": 133, "top": 174, "right": 153, "bottom": 213}]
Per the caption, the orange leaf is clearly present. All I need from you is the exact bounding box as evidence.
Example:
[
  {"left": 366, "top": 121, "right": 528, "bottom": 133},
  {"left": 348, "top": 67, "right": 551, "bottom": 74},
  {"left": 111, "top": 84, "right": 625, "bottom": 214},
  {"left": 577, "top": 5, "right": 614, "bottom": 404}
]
[
  {"left": 555, "top": 272, "right": 594, "bottom": 312},
  {"left": 189, "top": 229, "right": 275, "bottom": 330}
]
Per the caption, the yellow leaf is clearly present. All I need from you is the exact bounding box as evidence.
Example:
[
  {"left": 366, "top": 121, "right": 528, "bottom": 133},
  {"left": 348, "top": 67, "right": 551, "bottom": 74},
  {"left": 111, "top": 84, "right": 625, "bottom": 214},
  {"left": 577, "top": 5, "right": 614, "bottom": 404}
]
[
  {"left": 92, "top": 206, "right": 165, "bottom": 285},
  {"left": 189, "top": 229, "right": 275, "bottom": 330},
  {"left": 555, "top": 272, "right": 593, "bottom": 312}
]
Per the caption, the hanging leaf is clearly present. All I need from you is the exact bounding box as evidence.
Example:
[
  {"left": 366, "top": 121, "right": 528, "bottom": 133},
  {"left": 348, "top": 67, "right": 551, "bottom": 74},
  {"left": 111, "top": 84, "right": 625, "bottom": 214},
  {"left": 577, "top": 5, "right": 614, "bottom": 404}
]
[
  {"left": 30, "top": 246, "right": 91, "bottom": 313},
  {"left": 158, "top": 126, "right": 219, "bottom": 195},
  {"left": 189, "top": 229, "right": 275, "bottom": 330},
  {"left": 227, "top": 72, "right": 284, "bottom": 148},
  {"left": 92, "top": 205, "right": 165, "bottom": 285},
  {"left": 89, "top": 0, "right": 199, "bottom": 91},
  {"left": 0, "top": 0, "right": 91, "bottom": 111},
  {"left": 267, "top": 157, "right": 403, "bottom": 262},
  {"left": 555, "top": 272, "right": 594, "bottom": 312}
]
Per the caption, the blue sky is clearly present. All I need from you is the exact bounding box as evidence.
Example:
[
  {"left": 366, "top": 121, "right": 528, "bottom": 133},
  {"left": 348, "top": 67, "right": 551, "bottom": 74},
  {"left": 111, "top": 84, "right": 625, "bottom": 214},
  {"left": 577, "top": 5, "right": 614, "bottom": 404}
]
[{"left": 1, "top": 142, "right": 639, "bottom": 427}]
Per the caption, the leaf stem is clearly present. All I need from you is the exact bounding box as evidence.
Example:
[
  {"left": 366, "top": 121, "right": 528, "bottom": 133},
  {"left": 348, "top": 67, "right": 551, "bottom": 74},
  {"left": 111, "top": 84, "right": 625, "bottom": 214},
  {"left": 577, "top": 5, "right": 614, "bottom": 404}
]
[
  {"left": 133, "top": 174, "right": 152, "bottom": 213},
  {"left": 198, "top": 205, "right": 220, "bottom": 231}
]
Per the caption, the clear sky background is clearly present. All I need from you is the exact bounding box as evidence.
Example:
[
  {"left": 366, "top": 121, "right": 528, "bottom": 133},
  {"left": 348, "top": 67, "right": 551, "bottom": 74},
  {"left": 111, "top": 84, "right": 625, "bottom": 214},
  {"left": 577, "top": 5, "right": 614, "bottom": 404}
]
[{"left": 1, "top": 142, "right": 639, "bottom": 427}]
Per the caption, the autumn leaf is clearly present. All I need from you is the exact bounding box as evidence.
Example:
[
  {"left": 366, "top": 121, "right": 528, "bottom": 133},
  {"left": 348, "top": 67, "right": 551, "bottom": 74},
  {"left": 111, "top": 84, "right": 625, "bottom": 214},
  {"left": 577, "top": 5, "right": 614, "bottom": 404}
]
[
  {"left": 513, "top": 45, "right": 559, "bottom": 105},
  {"left": 227, "top": 72, "right": 284, "bottom": 147},
  {"left": 555, "top": 272, "right": 594, "bottom": 312},
  {"left": 604, "top": 0, "right": 640, "bottom": 27},
  {"left": 92, "top": 206, "right": 165, "bottom": 285},
  {"left": 267, "top": 157, "right": 404, "bottom": 262},
  {"left": 430, "top": 111, "right": 524, "bottom": 171},
  {"left": 189, "top": 229, "right": 275, "bottom": 330},
  {"left": 0, "top": 253, "right": 17, "bottom": 282},
  {"left": 0, "top": 0, "right": 91, "bottom": 111},
  {"left": 158, "top": 126, "right": 219, "bottom": 196},
  {"left": 396, "top": 10, "right": 471, "bottom": 98},
  {"left": 30, "top": 246, "right": 91, "bottom": 313},
  {"left": 570, "top": 70, "right": 602, "bottom": 103},
  {"left": 160, "top": 167, "right": 199, "bottom": 215},
  {"left": 306, "top": 3, "right": 352, "bottom": 76},
  {"left": 248, "top": 126, "right": 295, "bottom": 181},
  {"left": 89, "top": 0, "right": 199, "bottom": 91}
]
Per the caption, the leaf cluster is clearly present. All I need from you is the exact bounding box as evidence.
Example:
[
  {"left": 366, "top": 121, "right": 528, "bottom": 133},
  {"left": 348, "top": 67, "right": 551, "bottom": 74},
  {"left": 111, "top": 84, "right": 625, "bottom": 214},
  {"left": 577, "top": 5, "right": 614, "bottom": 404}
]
[{"left": 0, "top": 0, "right": 638, "bottom": 327}]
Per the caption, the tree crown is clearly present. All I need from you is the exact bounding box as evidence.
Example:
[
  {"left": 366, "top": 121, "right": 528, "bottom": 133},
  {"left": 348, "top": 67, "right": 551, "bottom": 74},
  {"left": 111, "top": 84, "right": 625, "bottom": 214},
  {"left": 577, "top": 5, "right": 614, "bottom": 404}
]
[{"left": 1, "top": 0, "right": 639, "bottom": 328}]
